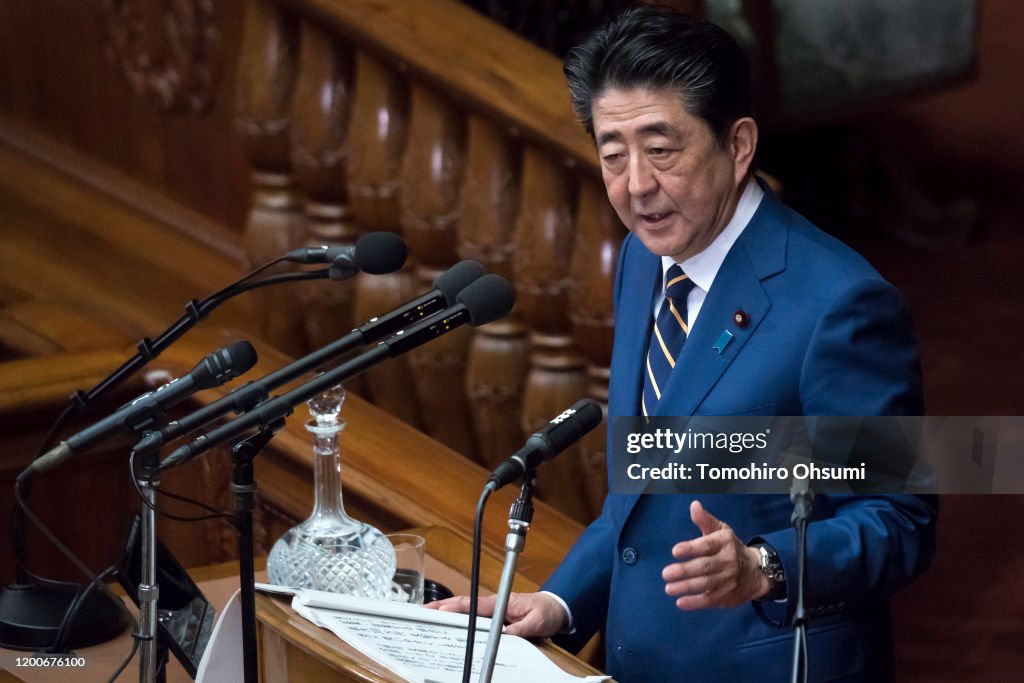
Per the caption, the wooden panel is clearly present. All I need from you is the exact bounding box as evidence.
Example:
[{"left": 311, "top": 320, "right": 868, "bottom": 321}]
[
  {"left": 0, "top": 142, "right": 251, "bottom": 336},
  {"left": 0, "top": 0, "right": 251, "bottom": 233}
]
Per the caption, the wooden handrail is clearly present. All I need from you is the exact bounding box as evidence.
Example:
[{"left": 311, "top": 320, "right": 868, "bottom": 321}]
[{"left": 276, "top": 0, "right": 599, "bottom": 174}]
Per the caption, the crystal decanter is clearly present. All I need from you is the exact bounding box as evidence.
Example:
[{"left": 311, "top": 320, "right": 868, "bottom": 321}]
[{"left": 266, "top": 385, "right": 395, "bottom": 596}]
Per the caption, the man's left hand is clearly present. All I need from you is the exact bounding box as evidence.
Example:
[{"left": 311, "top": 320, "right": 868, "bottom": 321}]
[{"left": 661, "top": 500, "right": 771, "bottom": 609}]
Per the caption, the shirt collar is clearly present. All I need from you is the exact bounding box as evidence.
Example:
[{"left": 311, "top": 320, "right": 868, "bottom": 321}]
[{"left": 660, "top": 177, "right": 764, "bottom": 291}]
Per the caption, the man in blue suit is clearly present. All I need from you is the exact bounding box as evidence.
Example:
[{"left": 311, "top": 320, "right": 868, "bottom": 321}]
[{"left": 436, "top": 7, "right": 936, "bottom": 681}]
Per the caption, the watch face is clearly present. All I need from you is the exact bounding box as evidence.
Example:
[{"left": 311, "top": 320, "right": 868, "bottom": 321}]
[{"left": 758, "top": 545, "right": 784, "bottom": 582}]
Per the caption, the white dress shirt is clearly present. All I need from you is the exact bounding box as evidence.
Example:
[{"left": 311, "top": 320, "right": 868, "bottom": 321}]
[{"left": 654, "top": 178, "right": 764, "bottom": 329}]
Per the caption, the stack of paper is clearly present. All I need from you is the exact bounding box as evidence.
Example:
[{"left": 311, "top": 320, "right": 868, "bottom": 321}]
[{"left": 196, "top": 584, "right": 609, "bottom": 683}]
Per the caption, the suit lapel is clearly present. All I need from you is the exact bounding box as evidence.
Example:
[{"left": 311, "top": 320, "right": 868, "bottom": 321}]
[
  {"left": 655, "top": 247, "right": 770, "bottom": 416},
  {"left": 656, "top": 184, "right": 788, "bottom": 416}
]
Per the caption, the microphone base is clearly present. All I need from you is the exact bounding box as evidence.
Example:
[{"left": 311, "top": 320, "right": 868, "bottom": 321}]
[{"left": 0, "top": 582, "right": 127, "bottom": 651}]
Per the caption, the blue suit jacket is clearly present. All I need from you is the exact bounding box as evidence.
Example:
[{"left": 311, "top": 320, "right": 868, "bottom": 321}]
[{"left": 543, "top": 185, "right": 937, "bottom": 682}]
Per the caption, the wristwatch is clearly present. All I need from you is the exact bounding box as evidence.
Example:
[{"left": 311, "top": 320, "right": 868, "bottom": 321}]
[{"left": 752, "top": 543, "right": 786, "bottom": 601}]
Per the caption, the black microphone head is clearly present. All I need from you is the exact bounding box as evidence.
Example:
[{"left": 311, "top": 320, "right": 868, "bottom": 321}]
[
  {"left": 567, "top": 398, "right": 604, "bottom": 432},
  {"left": 534, "top": 398, "right": 604, "bottom": 459},
  {"left": 353, "top": 232, "right": 407, "bottom": 274},
  {"left": 191, "top": 341, "right": 258, "bottom": 390},
  {"left": 456, "top": 273, "right": 515, "bottom": 326},
  {"left": 433, "top": 260, "right": 487, "bottom": 306}
]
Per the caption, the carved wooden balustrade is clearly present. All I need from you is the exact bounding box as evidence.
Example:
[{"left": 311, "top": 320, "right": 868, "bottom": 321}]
[{"left": 236, "top": 0, "right": 626, "bottom": 522}]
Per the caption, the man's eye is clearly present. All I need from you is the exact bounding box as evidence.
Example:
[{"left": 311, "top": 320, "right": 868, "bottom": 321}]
[{"left": 602, "top": 153, "right": 626, "bottom": 170}]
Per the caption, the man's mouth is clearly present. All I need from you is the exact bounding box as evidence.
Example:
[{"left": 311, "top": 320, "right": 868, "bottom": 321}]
[{"left": 638, "top": 211, "right": 671, "bottom": 224}]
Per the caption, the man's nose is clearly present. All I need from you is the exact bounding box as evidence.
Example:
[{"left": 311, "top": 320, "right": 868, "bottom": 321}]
[{"left": 627, "top": 155, "right": 657, "bottom": 198}]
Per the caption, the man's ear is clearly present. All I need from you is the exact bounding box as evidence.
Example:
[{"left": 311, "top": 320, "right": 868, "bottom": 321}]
[{"left": 729, "top": 117, "right": 758, "bottom": 184}]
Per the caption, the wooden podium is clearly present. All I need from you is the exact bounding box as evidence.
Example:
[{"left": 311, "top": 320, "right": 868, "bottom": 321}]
[
  {"left": 0, "top": 526, "right": 608, "bottom": 682},
  {"left": 253, "top": 525, "right": 608, "bottom": 682}
]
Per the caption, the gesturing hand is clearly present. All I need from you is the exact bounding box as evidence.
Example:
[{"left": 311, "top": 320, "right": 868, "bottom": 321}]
[{"left": 661, "top": 500, "right": 771, "bottom": 609}]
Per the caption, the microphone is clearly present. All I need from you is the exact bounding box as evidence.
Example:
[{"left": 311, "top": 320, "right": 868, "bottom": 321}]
[
  {"left": 285, "top": 231, "right": 407, "bottom": 276},
  {"left": 132, "top": 260, "right": 487, "bottom": 459},
  {"left": 353, "top": 259, "right": 487, "bottom": 343},
  {"left": 487, "top": 399, "right": 604, "bottom": 490},
  {"left": 26, "top": 341, "right": 258, "bottom": 477},
  {"left": 160, "top": 274, "right": 515, "bottom": 470},
  {"left": 383, "top": 273, "right": 514, "bottom": 356}
]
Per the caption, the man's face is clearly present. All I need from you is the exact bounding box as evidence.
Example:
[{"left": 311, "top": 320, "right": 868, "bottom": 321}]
[{"left": 592, "top": 87, "right": 750, "bottom": 262}]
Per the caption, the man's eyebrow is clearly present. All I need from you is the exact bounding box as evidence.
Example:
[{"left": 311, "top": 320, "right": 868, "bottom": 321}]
[
  {"left": 637, "top": 121, "right": 680, "bottom": 139},
  {"left": 596, "top": 121, "right": 680, "bottom": 147}
]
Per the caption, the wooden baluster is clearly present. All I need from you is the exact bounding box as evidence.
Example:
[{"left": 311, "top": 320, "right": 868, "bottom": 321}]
[
  {"left": 460, "top": 117, "right": 528, "bottom": 468},
  {"left": 345, "top": 52, "right": 419, "bottom": 425},
  {"left": 571, "top": 175, "right": 625, "bottom": 519},
  {"left": 290, "top": 22, "right": 358, "bottom": 348},
  {"left": 400, "top": 84, "right": 474, "bottom": 454},
  {"left": 235, "top": 0, "right": 305, "bottom": 356},
  {"left": 515, "top": 147, "right": 589, "bottom": 521}
]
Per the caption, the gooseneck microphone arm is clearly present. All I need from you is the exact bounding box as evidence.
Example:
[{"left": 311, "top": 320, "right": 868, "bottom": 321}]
[
  {"left": 133, "top": 260, "right": 487, "bottom": 459},
  {"left": 35, "top": 267, "right": 317, "bottom": 457},
  {"left": 160, "top": 272, "right": 515, "bottom": 471},
  {"left": 35, "top": 231, "right": 406, "bottom": 457}
]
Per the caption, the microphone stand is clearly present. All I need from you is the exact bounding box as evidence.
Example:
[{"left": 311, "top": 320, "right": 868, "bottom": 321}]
[
  {"left": 789, "top": 481, "right": 813, "bottom": 683},
  {"left": 478, "top": 475, "right": 535, "bottom": 683},
  {"left": 136, "top": 445, "right": 163, "bottom": 683},
  {"left": 230, "top": 422, "right": 285, "bottom": 683}
]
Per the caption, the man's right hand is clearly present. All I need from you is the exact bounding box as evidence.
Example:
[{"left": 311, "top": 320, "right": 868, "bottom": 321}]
[{"left": 426, "top": 591, "right": 568, "bottom": 639}]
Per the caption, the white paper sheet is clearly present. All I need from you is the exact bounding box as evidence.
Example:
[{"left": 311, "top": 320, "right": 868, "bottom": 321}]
[
  {"left": 195, "top": 589, "right": 243, "bottom": 683},
  {"left": 260, "top": 583, "right": 609, "bottom": 683}
]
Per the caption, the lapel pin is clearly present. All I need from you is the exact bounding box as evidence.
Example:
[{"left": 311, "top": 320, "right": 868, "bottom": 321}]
[
  {"left": 734, "top": 310, "right": 749, "bottom": 327},
  {"left": 713, "top": 330, "right": 734, "bottom": 354}
]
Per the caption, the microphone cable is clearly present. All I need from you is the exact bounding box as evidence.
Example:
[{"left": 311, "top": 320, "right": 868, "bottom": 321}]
[
  {"left": 12, "top": 471, "right": 142, "bottom": 680},
  {"left": 127, "top": 448, "right": 236, "bottom": 526},
  {"left": 461, "top": 485, "right": 493, "bottom": 683}
]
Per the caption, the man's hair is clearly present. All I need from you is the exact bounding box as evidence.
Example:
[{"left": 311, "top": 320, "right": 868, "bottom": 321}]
[{"left": 564, "top": 5, "right": 753, "bottom": 145}]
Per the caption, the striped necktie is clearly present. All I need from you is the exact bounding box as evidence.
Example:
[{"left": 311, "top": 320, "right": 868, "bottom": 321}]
[{"left": 642, "top": 264, "right": 696, "bottom": 417}]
